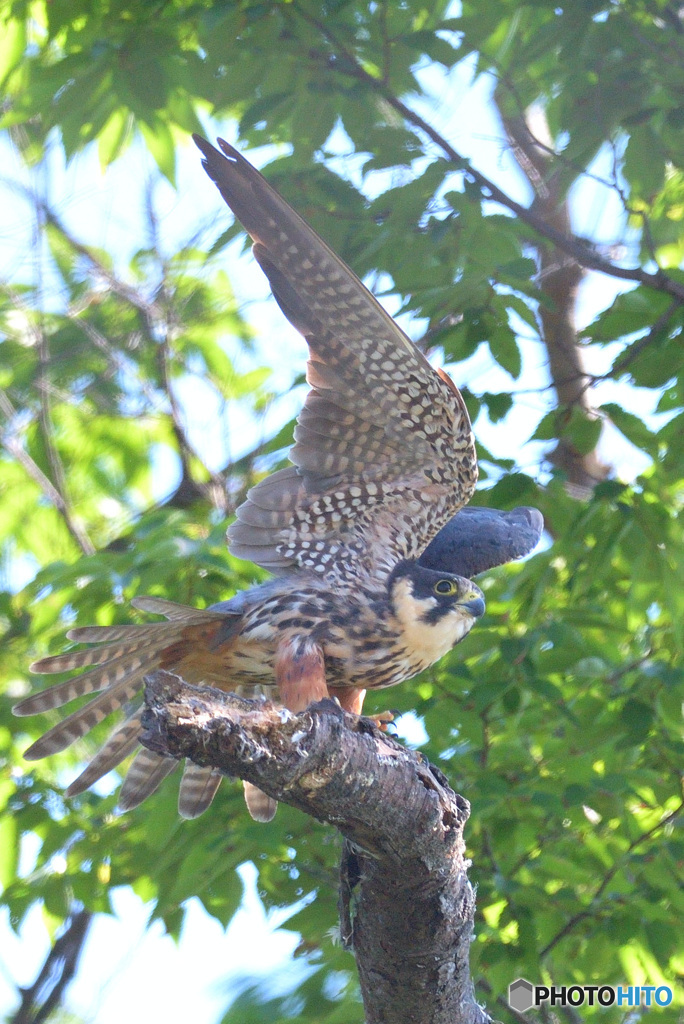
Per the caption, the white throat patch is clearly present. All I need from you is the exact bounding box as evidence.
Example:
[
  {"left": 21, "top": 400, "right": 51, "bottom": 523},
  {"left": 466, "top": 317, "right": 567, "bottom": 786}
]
[{"left": 390, "top": 576, "right": 475, "bottom": 669}]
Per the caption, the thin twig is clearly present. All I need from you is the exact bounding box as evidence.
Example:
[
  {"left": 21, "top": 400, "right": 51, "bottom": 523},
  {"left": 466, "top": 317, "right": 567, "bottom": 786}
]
[
  {"left": 41, "top": 193, "right": 229, "bottom": 511},
  {"left": 36, "top": 322, "right": 95, "bottom": 555},
  {"left": 540, "top": 798, "right": 684, "bottom": 957},
  {"left": 0, "top": 389, "right": 94, "bottom": 555},
  {"left": 156, "top": 328, "right": 228, "bottom": 512},
  {"left": 292, "top": 4, "right": 684, "bottom": 301},
  {"left": 608, "top": 297, "right": 684, "bottom": 379}
]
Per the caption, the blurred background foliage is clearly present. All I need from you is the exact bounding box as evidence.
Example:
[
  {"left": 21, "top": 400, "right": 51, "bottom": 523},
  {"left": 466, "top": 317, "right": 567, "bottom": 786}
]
[{"left": 0, "top": 0, "right": 683, "bottom": 1021}]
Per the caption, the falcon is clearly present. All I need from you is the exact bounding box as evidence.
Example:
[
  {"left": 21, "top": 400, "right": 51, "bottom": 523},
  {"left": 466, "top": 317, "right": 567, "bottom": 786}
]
[{"left": 15, "top": 137, "right": 543, "bottom": 821}]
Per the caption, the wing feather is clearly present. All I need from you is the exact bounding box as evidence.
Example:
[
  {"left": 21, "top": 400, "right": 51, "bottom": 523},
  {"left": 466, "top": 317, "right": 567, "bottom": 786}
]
[
  {"left": 194, "top": 135, "right": 477, "bottom": 584},
  {"left": 419, "top": 506, "right": 544, "bottom": 577}
]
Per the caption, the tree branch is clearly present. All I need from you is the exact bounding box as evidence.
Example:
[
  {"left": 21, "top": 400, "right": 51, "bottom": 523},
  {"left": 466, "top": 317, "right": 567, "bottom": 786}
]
[
  {"left": 11, "top": 908, "right": 91, "bottom": 1024},
  {"left": 40, "top": 196, "right": 229, "bottom": 511},
  {"left": 140, "top": 671, "right": 490, "bottom": 1024},
  {"left": 36, "top": 322, "right": 97, "bottom": 554},
  {"left": 0, "top": 388, "right": 95, "bottom": 555},
  {"left": 607, "top": 297, "right": 684, "bottom": 379},
  {"left": 540, "top": 796, "right": 684, "bottom": 958},
  {"left": 376, "top": 90, "right": 684, "bottom": 300},
  {"left": 293, "top": 5, "right": 684, "bottom": 301},
  {"left": 156, "top": 329, "right": 229, "bottom": 512}
]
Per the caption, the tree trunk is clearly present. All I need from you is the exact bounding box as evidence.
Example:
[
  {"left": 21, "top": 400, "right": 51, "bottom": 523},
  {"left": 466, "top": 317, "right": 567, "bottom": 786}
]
[{"left": 498, "top": 105, "right": 609, "bottom": 494}]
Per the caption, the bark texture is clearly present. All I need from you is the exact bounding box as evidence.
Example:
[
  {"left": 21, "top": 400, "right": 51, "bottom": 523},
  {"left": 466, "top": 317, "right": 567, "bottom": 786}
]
[{"left": 140, "top": 671, "right": 490, "bottom": 1024}]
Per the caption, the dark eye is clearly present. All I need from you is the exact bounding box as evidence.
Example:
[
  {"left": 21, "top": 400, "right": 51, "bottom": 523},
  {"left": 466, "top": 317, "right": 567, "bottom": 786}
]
[{"left": 434, "top": 579, "right": 458, "bottom": 596}]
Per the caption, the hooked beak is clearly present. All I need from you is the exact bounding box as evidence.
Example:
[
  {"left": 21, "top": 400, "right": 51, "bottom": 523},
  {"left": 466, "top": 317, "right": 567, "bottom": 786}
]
[{"left": 460, "top": 593, "right": 485, "bottom": 619}]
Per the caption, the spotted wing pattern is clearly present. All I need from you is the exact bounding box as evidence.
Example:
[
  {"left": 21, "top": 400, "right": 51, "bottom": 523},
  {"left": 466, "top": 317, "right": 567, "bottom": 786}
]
[{"left": 194, "top": 136, "right": 477, "bottom": 584}]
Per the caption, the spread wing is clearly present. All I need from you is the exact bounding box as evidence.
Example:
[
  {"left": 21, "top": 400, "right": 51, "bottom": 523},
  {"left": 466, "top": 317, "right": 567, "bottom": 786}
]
[
  {"left": 194, "top": 136, "right": 477, "bottom": 585},
  {"left": 418, "top": 506, "right": 544, "bottom": 577}
]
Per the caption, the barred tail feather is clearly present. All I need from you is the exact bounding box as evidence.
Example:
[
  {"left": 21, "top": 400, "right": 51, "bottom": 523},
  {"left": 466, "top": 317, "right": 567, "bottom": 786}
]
[
  {"left": 22, "top": 654, "right": 161, "bottom": 760},
  {"left": 18, "top": 600, "right": 247, "bottom": 818},
  {"left": 118, "top": 749, "right": 178, "bottom": 810},
  {"left": 65, "top": 711, "right": 144, "bottom": 797},
  {"left": 243, "top": 781, "right": 277, "bottom": 822},
  {"left": 130, "top": 597, "right": 229, "bottom": 620},
  {"left": 66, "top": 622, "right": 189, "bottom": 644},
  {"left": 178, "top": 763, "right": 222, "bottom": 819},
  {"left": 16, "top": 639, "right": 185, "bottom": 718},
  {"left": 29, "top": 633, "right": 175, "bottom": 675}
]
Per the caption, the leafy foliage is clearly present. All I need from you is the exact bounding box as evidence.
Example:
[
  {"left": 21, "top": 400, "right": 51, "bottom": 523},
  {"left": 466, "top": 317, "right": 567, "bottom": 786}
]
[{"left": 0, "top": 0, "right": 683, "bottom": 1020}]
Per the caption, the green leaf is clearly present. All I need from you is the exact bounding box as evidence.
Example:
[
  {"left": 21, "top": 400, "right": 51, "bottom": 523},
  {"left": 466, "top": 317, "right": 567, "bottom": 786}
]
[
  {"left": 0, "top": 814, "right": 18, "bottom": 889},
  {"left": 1, "top": 3, "right": 683, "bottom": 1016},
  {"left": 488, "top": 324, "right": 522, "bottom": 379},
  {"left": 97, "top": 107, "right": 133, "bottom": 168},
  {"left": 482, "top": 392, "right": 513, "bottom": 423},
  {"left": 624, "top": 125, "right": 666, "bottom": 201},
  {"left": 587, "top": 287, "right": 672, "bottom": 344},
  {"left": 533, "top": 407, "right": 601, "bottom": 454},
  {"left": 600, "top": 402, "right": 657, "bottom": 455},
  {"left": 139, "top": 116, "right": 176, "bottom": 184},
  {"left": 0, "top": 9, "right": 26, "bottom": 89}
]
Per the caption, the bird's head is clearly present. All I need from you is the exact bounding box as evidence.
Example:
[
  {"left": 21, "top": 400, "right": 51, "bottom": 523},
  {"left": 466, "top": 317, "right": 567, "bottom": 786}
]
[{"left": 387, "top": 560, "right": 485, "bottom": 655}]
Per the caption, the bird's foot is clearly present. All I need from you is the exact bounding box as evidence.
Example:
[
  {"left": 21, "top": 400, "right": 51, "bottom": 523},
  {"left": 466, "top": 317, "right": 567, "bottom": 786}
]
[{"left": 364, "top": 709, "right": 396, "bottom": 732}]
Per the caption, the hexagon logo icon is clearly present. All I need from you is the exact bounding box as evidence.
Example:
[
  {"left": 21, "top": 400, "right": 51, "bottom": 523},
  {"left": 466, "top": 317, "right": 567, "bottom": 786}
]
[{"left": 508, "top": 978, "right": 535, "bottom": 1012}]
